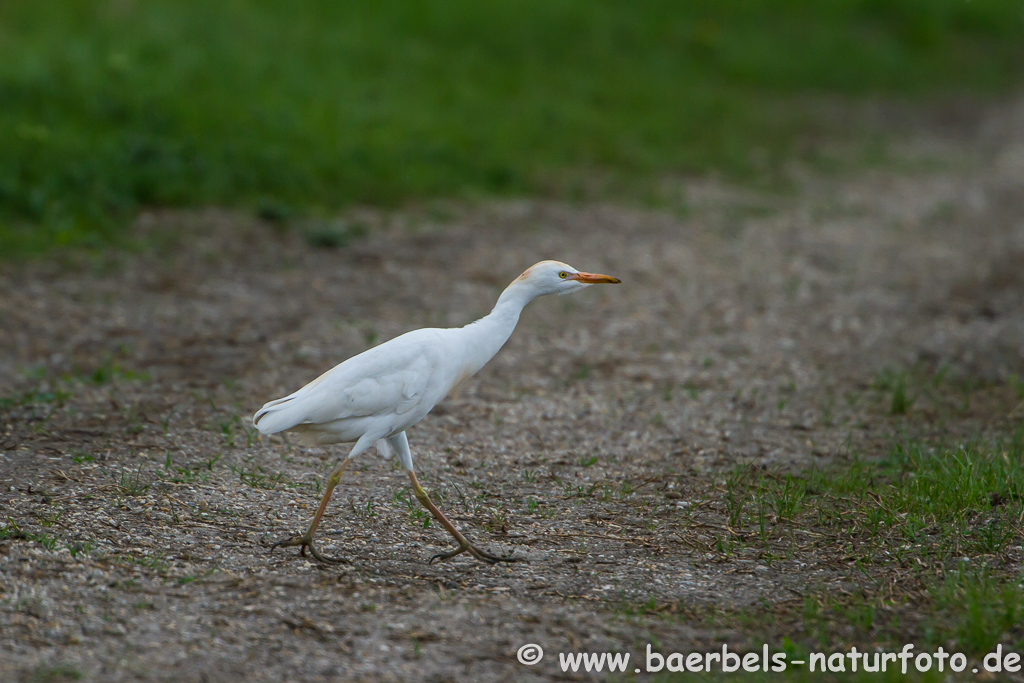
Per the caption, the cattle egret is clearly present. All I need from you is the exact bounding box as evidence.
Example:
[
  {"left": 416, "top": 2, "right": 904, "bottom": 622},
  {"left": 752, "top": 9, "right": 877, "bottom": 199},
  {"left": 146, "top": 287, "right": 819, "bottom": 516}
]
[{"left": 253, "top": 260, "right": 620, "bottom": 564}]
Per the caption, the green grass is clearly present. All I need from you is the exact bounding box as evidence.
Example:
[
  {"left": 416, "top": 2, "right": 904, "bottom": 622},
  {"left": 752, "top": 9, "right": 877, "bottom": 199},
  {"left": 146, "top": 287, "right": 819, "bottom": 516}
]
[
  {"left": 712, "top": 424, "right": 1024, "bottom": 565},
  {"left": 2, "top": 0, "right": 1024, "bottom": 257},
  {"left": 933, "top": 566, "right": 1024, "bottom": 654},
  {"left": 621, "top": 422, "right": 1024, "bottom": 676},
  {"left": 30, "top": 664, "right": 83, "bottom": 683}
]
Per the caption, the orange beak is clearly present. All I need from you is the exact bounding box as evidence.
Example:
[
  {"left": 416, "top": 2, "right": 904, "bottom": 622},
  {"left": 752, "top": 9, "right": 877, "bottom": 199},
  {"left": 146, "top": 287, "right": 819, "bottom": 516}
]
[{"left": 569, "top": 271, "right": 621, "bottom": 284}]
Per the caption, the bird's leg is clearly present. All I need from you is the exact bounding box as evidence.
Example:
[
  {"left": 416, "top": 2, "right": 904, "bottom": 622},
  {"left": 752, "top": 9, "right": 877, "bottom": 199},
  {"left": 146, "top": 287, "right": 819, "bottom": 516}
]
[
  {"left": 407, "top": 470, "right": 523, "bottom": 565},
  {"left": 270, "top": 457, "right": 353, "bottom": 564}
]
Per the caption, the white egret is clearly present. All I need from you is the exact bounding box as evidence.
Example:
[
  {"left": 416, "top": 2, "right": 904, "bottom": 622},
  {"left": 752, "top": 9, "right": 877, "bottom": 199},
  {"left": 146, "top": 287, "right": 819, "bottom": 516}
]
[{"left": 253, "top": 260, "right": 620, "bottom": 564}]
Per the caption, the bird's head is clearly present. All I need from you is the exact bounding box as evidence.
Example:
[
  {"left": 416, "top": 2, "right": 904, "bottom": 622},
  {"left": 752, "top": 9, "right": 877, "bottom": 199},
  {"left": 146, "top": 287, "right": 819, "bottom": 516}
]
[{"left": 514, "top": 260, "right": 621, "bottom": 297}]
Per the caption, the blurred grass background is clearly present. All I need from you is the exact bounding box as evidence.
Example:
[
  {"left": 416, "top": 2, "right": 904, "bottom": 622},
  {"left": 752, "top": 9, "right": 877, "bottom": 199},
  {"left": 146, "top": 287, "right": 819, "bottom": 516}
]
[{"left": 2, "top": 0, "right": 1023, "bottom": 257}]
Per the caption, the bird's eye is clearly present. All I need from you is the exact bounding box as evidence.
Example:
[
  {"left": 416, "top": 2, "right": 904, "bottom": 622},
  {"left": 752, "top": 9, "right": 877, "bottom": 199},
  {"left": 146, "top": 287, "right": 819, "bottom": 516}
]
[{"left": 559, "top": 271, "right": 568, "bottom": 279}]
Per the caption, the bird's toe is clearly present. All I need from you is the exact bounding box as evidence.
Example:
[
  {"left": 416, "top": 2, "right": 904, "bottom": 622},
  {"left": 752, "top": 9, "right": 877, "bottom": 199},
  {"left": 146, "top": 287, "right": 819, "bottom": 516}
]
[
  {"left": 268, "top": 534, "right": 349, "bottom": 564},
  {"left": 306, "top": 541, "right": 350, "bottom": 564},
  {"left": 428, "top": 544, "right": 470, "bottom": 564},
  {"left": 269, "top": 533, "right": 308, "bottom": 552},
  {"left": 469, "top": 545, "right": 525, "bottom": 564}
]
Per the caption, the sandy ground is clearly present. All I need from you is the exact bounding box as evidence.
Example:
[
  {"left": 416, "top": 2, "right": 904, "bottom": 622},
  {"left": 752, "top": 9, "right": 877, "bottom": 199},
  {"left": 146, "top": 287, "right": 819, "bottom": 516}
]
[{"left": 1, "top": 97, "right": 1023, "bottom": 682}]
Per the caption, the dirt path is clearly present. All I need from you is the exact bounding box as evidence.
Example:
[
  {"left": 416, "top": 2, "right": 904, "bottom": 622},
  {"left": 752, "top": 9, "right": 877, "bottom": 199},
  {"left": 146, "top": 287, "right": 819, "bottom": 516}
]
[{"left": 2, "top": 99, "right": 1023, "bottom": 682}]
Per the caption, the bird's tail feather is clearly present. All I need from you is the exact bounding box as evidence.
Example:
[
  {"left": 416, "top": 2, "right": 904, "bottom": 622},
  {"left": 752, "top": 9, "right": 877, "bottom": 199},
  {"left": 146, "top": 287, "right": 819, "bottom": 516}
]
[{"left": 253, "top": 395, "right": 306, "bottom": 435}]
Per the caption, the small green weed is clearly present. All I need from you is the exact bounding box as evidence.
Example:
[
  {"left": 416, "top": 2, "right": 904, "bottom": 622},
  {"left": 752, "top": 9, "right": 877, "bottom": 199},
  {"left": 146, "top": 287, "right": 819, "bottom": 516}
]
[
  {"left": 230, "top": 463, "right": 288, "bottom": 490},
  {"left": 768, "top": 475, "right": 805, "bottom": 519},
  {"left": 116, "top": 464, "right": 149, "bottom": 496},
  {"left": 30, "top": 663, "right": 82, "bottom": 682},
  {"left": 302, "top": 220, "right": 368, "bottom": 249}
]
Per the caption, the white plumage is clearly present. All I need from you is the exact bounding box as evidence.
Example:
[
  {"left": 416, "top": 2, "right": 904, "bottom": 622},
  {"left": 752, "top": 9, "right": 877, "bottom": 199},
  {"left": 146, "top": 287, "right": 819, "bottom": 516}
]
[
  {"left": 253, "top": 259, "right": 620, "bottom": 564},
  {"left": 254, "top": 330, "right": 445, "bottom": 448}
]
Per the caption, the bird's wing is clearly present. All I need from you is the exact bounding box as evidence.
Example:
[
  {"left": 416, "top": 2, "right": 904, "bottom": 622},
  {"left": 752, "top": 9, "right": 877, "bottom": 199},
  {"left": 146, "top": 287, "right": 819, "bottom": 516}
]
[
  {"left": 306, "top": 357, "right": 434, "bottom": 423},
  {"left": 253, "top": 330, "right": 444, "bottom": 434}
]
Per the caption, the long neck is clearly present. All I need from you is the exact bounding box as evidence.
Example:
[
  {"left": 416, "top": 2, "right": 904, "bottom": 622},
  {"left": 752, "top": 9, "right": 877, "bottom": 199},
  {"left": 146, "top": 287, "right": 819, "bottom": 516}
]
[
  {"left": 457, "top": 280, "right": 536, "bottom": 372},
  {"left": 490, "top": 279, "right": 535, "bottom": 327}
]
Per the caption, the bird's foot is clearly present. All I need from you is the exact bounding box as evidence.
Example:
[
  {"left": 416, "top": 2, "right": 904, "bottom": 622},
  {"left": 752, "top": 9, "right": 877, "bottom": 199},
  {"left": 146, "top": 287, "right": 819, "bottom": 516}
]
[
  {"left": 269, "top": 533, "right": 349, "bottom": 564},
  {"left": 428, "top": 542, "right": 524, "bottom": 565}
]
